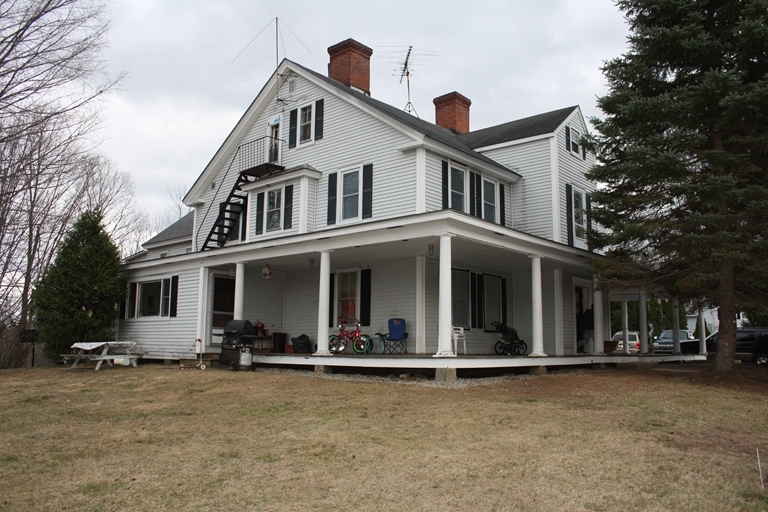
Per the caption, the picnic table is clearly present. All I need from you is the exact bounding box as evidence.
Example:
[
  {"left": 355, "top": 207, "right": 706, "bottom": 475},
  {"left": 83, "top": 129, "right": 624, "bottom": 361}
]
[{"left": 66, "top": 341, "right": 141, "bottom": 370}]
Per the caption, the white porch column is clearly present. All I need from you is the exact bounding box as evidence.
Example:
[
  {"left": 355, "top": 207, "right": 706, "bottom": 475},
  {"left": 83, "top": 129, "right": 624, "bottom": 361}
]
[
  {"left": 315, "top": 251, "right": 332, "bottom": 356},
  {"left": 639, "top": 291, "right": 649, "bottom": 354},
  {"left": 196, "top": 266, "right": 209, "bottom": 350},
  {"left": 622, "top": 300, "right": 630, "bottom": 354},
  {"left": 592, "top": 279, "right": 604, "bottom": 354},
  {"left": 529, "top": 255, "right": 546, "bottom": 357},
  {"left": 233, "top": 262, "right": 245, "bottom": 320},
  {"left": 416, "top": 256, "right": 426, "bottom": 354},
  {"left": 698, "top": 308, "right": 707, "bottom": 355},
  {"left": 435, "top": 234, "right": 455, "bottom": 357},
  {"left": 672, "top": 298, "right": 681, "bottom": 354}
]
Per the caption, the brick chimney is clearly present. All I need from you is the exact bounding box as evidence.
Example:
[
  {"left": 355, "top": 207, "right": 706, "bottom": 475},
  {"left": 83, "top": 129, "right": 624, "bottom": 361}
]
[
  {"left": 433, "top": 92, "right": 471, "bottom": 134},
  {"left": 328, "top": 38, "right": 373, "bottom": 96}
]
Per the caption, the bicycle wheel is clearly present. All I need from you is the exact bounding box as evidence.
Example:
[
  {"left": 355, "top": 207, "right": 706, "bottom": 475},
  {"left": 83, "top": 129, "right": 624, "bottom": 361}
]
[
  {"left": 329, "top": 335, "right": 346, "bottom": 353},
  {"left": 353, "top": 335, "right": 372, "bottom": 354},
  {"left": 494, "top": 341, "right": 506, "bottom": 355}
]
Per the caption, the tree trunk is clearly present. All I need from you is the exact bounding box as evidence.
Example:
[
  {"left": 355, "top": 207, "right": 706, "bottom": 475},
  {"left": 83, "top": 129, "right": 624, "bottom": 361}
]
[{"left": 713, "top": 261, "right": 736, "bottom": 373}]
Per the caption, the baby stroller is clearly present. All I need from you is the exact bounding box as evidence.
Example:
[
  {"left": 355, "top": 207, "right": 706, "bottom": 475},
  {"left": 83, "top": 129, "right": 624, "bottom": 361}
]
[{"left": 491, "top": 322, "right": 528, "bottom": 355}]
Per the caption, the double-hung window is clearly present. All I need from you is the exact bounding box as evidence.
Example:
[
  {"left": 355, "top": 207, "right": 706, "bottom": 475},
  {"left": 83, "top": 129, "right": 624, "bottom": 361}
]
[
  {"left": 337, "top": 271, "right": 358, "bottom": 325},
  {"left": 266, "top": 189, "right": 282, "bottom": 231},
  {"left": 450, "top": 164, "right": 466, "bottom": 212},
  {"left": 567, "top": 184, "right": 589, "bottom": 250},
  {"left": 299, "top": 104, "right": 313, "bottom": 143},
  {"left": 482, "top": 178, "right": 497, "bottom": 222},
  {"left": 341, "top": 169, "right": 361, "bottom": 221}
]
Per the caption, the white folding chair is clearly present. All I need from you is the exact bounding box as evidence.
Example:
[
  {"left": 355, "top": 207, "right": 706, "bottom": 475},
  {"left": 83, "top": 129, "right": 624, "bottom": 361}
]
[{"left": 452, "top": 326, "right": 466, "bottom": 355}]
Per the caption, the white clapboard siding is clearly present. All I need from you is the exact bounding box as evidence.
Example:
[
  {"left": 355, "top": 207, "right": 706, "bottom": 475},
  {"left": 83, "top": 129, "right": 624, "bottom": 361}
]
[
  {"left": 242, "top": 269, "right": 286, "bottom": 334},
  {"left": 119, "top": 268, "right": 199, "bottom": 360},
  {"left": 561, "top": 270, "right": 577, "bottom": 354},
  {"left": 366, "top": 258, "right": 417, "bottom": 346},
  {"left": 558, "top": 114, "right": 596, "bottom": 244},
  {"left": 424, "top": 153, "right": 444, "bottom": 212},
  {"left": 481, "top": 138, "right": 554, "bottom": 239}
]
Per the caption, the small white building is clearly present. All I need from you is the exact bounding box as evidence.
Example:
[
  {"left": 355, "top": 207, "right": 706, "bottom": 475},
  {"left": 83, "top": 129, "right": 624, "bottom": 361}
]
[{"left": 121, "top": 38, "right": 624, "bottom": 374}]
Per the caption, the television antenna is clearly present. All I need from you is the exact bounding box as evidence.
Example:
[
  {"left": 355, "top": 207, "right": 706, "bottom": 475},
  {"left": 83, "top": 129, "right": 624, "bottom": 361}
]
[{"left": 380, "top": 46, "right": 441, "bottom": 118}]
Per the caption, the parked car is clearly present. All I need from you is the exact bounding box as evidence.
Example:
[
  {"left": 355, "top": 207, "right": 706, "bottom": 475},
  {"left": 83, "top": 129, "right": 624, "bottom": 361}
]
[
  {"left": 612, "top": 331, "right": 640, "bottom": 353},
  {"left": 651, "top": 330, "right": 699, "bottom": 354},
  {"left": 706, "top": 328, "right": 768, "bottom": 364}
]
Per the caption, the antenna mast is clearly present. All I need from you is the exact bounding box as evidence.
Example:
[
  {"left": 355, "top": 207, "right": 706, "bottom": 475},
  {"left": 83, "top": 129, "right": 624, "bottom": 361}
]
[{"left": 400, "top": 46, "right": 417, "bottom": 117}]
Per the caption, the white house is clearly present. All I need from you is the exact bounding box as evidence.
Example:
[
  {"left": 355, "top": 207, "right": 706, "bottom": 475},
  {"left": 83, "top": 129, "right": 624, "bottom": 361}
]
[{"left": 121, "top": 38, "right": 617, "bottom": 376}]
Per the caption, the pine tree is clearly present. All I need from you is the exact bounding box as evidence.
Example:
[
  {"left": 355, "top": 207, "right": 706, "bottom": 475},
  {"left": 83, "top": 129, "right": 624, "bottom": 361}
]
[
  {"left": 588, "top": 0, "right": 768, "bottom": 373},
  {"left": 32, "top": 210, "right": 126, "bottom": 359}
]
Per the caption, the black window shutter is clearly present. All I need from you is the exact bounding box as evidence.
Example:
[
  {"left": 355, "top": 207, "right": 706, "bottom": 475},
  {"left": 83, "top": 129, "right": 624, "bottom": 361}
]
[
  {"left": 288, "top": 109, "right": 297, "bottom": 148},
  {"left": 128, "top": 283, "right": 137, "bottom": 318},
  {"left": 469, "top": 172, "right": 477, "bottom": 216},
  {"left": 314, "top": 99, "right": 324, "bottom": 140},
  {"left": 328, "top": 273, "right": 335, "bottom": 328},
  {"left": 170, "top": 276, "right": 179, "bottom": 317},
  {"left": 586, "top": 193, "right": 593, "bottom": 252},
  {"left": 362, "top": 164, "right": 373, "bottom": 219},
  {"left": 565, "top": 126, "right": 571, "bottom": 153},
  {"left": 441, "top": 161, "right": 448, "bottom": 209},
  {"left": 327, "top": 173, "right": 337, "bottom": 225},
  {"left": 470, "top": 272, "right": 478, "bottom": 328},
  {"left": 582, "top": 146, "right": 587, "bottom": 160},
  {"left": 360, "top": 269, "right": 371, "bottom": 326},
  {"left": 501, "top": 278, "right": 508, "bottom": 325},
  {"left": 476, "top": 274, "right": 485, "bottom": 330},
  {"left": 566, "top": 184, "right": 574, "bottom": 247},
  {"left": 254, "top": 192, "right": 264, "bottom": 235},
  {"left": 499, "top": 184, "right": 506, "bottom": 226},
  {"left": 119, "top": 299, "right": 126, "bottom": 320},
  {"left": 283, "top": 185, "right": 293, "bottom": 229}
]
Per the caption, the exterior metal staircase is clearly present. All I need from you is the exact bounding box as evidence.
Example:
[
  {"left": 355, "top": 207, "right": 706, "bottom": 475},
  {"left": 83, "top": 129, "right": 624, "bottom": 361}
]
[{"left": 199, "top": 137, "right": 284, "bottom": 251}]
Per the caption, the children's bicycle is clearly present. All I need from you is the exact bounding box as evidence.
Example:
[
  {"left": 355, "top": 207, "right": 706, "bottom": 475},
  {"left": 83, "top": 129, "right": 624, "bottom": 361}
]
[{"left": 329, "top": 317, "right": 372, "bottom": 354}]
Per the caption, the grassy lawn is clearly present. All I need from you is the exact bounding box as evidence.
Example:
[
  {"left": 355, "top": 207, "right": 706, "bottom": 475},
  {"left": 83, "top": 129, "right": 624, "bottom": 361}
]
[{"left": 1, "top": 362, "right": 768, "bottom": 511}]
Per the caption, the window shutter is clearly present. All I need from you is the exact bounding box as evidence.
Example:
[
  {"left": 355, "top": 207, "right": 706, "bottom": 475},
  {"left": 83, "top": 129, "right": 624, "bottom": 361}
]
[
  {"left": 170, "top": 276, "right": 179, "bottom": 317},
  {"left": 501, "top": 278, "right": 508, "bottom": 325},
  {"left": 469, "top": 172, "right": 477, "bottom": 216},
  {"left": 254, "top": 192, "right": 264, "bottom": 235},
  {"left": 327, "top": 173, "right": 337, "bottom": 225},
  {"left": 362, "top": 164, "right": 373, "bottom": 219},
  {"left": 586, "top": 193, "right": 593, "bottom": 252},
  {"left": 283, "top": 185, "right": 293, "bottom": 230},
  {"left": 566, "top": 184, "right": 574, "bottom": 247},
  {"left": 128, "top": 283, "right": 137, "bottom": 318},
  {"left": 119, "top": 299, "right": 126, "bottom": 320},
  {"left": 470, "top": 272, "right": 477, "bottom": 328},
  {"left": 288, "top": 109, "right": 297, "bottom": 148},
  {"left": 499, "top": 184, "right": 506, "bottom": 226},
  {"left": 360, "top": 269, "right": 371, "bottom": 326},
  {"left": 328, "top": 273, "right": 335, "bottom": 328},
  {"left": 565, "top": 126, "right": 571, "bottom": 153},
  {"left": 441, "top": 160, "right": 448, "bottom": 209},
  {"left": 314, "top": 99, "right": 324, "bottom": 140},
  {"left": 582, "top": 146, "right": 587, "bottom": 160},
  {"left": 476, "top": 274, "right": 485, "bottom": 330}
]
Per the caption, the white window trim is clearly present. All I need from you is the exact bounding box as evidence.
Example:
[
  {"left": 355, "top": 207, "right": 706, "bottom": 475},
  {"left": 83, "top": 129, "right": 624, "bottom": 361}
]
[
  {"left": 571, "top": 186, "right": 587, "bottom": 250},
  {"left": 265, "top": 188, "right": 283, "bottom": 232},
  {"left": 254, "top": 184, "right": 290, "bottom": 234},
  {"left": 337, "top": 166, "right": 362, "bottom": 224},
  {"left": 449, "top": 163, "right": 467, "bottom": 213},
  {"left": 481, "top": 176, "right": 498, "bottom": 223},
  {"left": 128, "top": 278, "right": 172, "bottom": 320},
  {"left": 267, "top": 118, "right": 282, "bottom": 164},
  {"left": 298, "top": 102, "right": 314, "bottom": 146},
  {"left": 569, "top": 126, "right": 581, "bottom": 155}
]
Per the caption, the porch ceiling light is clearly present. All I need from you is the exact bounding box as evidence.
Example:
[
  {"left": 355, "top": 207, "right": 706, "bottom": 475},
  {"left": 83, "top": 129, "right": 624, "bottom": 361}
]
[{"left": 428, "top": 244, "right": 434, "bottom": 255}]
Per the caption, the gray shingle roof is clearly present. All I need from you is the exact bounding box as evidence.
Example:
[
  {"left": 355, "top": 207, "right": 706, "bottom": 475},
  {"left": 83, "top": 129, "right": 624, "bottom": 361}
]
[
  {"left": 457, "top": 106, "right": 577, "bottom": 149},
  {"left": 144, "top": 212, "right": 193, "bottom": 246}
]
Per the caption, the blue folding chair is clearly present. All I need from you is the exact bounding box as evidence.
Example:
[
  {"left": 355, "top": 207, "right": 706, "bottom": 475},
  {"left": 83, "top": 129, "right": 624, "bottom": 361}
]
[{"left": 376, "top": 318, "right": 408, "bottom": 354}]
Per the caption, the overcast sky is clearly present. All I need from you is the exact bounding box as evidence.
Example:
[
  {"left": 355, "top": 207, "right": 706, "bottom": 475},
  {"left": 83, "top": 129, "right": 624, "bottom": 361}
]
[{"left": 98, "top": 0, "right": 631, "bottom": 217}]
